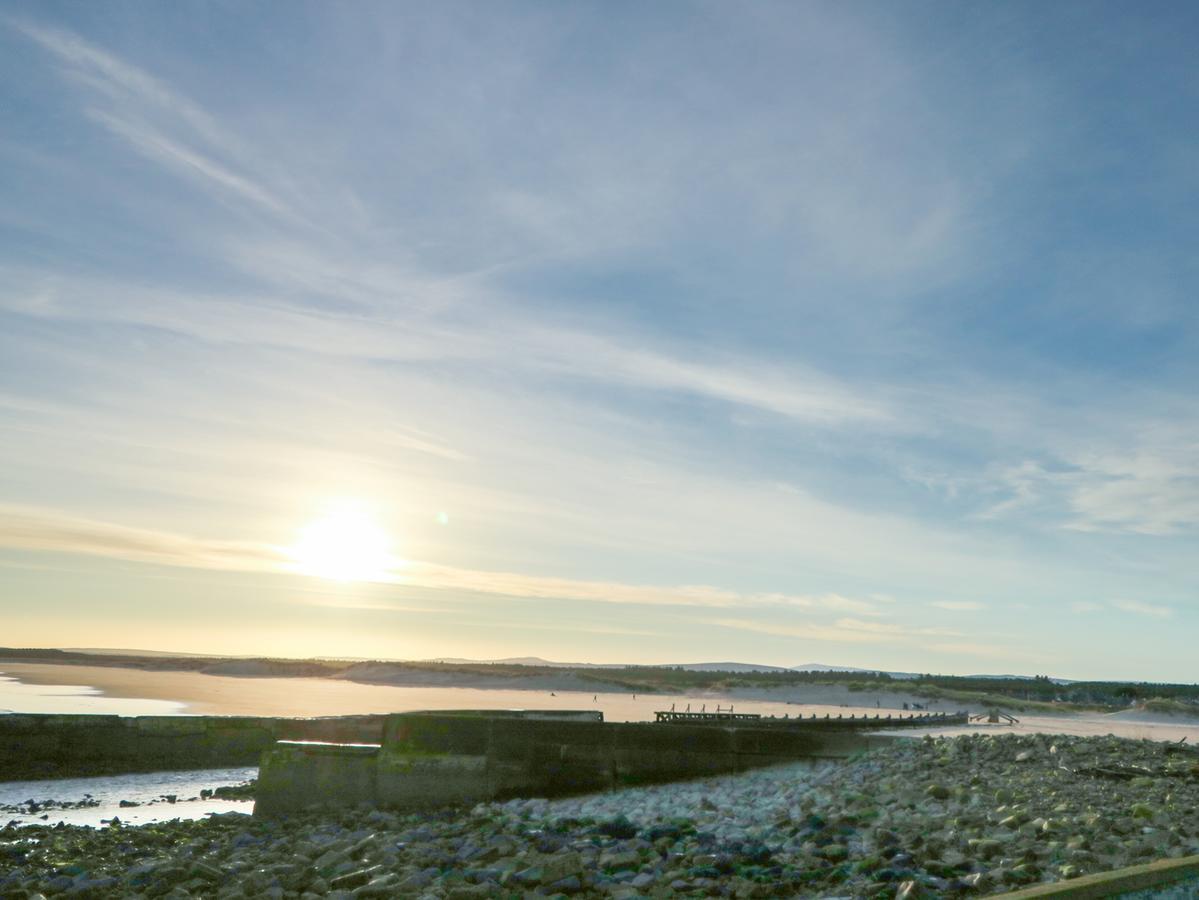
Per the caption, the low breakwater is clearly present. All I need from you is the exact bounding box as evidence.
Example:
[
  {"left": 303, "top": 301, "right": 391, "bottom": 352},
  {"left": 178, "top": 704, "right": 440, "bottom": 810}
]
[
  {"left": 0, "top": 714, "right": 388, "bottom": 781},
  {"left": 255, "top": 710, "right": 929, "bottom": 816},
  {"left": 4, "top": 732, "right": 1199, "bottom": 897}
]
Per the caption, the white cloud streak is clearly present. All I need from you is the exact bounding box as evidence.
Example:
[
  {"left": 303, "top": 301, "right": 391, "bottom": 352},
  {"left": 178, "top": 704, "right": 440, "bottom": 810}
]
[
  {"left": 1110, "top": 599, "right": 1173, "bottom": 619},
  {"left": 706, "top": 616, "right": 963, "bottom": 645},
  {"left": 0, "top": 506, "right": 888, "bottom": 617},
  {"left": 930, "top": 600, "right": 986, "bottom": 612},
  {"left": 12, "top": 18, "right": 303, "bottom": 224}
]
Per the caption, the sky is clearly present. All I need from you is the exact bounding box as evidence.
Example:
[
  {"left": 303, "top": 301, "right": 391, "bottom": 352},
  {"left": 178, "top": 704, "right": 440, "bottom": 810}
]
[{"left": 1, "top": 1, "right": 1197, "bottom": 681}]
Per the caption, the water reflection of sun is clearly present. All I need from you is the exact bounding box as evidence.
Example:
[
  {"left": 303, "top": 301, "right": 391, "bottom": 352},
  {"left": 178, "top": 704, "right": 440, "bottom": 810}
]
[{"left": 290, "top": 502, "right": 395, "bottom": 582}]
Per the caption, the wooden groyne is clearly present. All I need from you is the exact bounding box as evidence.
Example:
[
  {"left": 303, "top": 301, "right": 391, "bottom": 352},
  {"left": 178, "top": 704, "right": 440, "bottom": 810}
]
[{"left": 653, "top": 709, "right": 967, "bottom": 727}]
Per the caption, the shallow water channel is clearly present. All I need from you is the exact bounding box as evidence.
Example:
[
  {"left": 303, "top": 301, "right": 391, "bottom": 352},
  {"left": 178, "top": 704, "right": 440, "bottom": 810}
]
[{"left": 0, "top": 767, "right": 255, "bottom": 827}]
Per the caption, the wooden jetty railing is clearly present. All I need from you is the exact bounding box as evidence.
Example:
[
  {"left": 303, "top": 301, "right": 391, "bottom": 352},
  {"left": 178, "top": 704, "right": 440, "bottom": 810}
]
[{"left": 653, "top": 710, "right": 969, "bottom": 728}]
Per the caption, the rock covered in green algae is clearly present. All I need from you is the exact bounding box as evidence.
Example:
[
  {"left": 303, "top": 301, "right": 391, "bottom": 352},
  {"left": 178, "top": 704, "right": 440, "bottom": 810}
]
[{"left": 3, "top": 733, "right": 1199, "bottom": 898}]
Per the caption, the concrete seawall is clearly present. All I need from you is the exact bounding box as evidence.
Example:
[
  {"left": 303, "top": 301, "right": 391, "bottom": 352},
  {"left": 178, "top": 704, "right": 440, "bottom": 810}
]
[
  {"left": 0, "top": 713, "right": 388, "bottom": 781},
  {"left": 256, "top": 710, "right": 902, "bottom": 817}
]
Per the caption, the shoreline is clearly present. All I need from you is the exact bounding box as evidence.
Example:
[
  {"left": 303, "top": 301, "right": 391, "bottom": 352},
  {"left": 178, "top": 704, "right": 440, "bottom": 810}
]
[
  {"left": 4, "top": 664, "right": 1199, "bottom": 744},
  {"left": 0, "top": 663, "right": 916, "bottom": 722}
]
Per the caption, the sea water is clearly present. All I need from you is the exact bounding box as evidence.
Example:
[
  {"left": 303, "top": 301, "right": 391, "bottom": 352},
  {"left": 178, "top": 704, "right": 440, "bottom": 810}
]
[
  {"left": 0, "top": 767, "right": 255, "bottom": 827},
  {"left": 0, "top": 674, "right": 234, "bottom": 826}
]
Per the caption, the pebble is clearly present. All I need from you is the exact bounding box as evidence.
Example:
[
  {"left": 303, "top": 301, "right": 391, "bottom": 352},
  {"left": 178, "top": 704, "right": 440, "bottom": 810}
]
[{"left": 4, "top": 733, "right": 1199, "bottom": 897}]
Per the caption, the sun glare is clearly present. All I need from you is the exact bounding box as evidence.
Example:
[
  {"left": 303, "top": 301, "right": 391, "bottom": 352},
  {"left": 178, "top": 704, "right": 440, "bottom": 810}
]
[{"left": 291, "top": 503, "right": 395, "bottom": 582}]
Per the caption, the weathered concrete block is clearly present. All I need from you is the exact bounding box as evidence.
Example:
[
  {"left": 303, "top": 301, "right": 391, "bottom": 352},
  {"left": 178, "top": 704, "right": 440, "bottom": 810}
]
[
  {"left": 135, "top": 717, "right": 208, "bottom": 736},
  {"left": 252, "top": 709, "right": 894, "bottom": 817},
  {"left": 376, "top": 752, "right": 494, "bottom": 809},
  {"left": 614, "top": 722, "right": 737, "bottom": 755},
  {"left": 256, "top": 742, "right": 379, "bottom": 817},
  {"left": 613, "top": 747, "right": 740, "bottom": 784},
  {"left": 386, "top": 714, "right": 493, "bottom": 755},
  {"left": 530, "top": 742, "right": 615, "bottom": 795},
  {"left": 731, "top": 727, "right": 823, "bottom": 757}
]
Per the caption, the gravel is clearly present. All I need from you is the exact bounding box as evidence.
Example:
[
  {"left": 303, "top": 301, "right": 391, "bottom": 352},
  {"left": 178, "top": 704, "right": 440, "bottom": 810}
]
[{"left": 3, "top": 732, "right": 1199, "bottom": 898}]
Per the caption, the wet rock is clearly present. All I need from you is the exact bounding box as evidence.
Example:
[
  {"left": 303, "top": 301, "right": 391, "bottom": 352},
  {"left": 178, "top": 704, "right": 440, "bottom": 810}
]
[
  {"left": 328, "top": 866, "right": 381, "bottom": 890},
  {"left": 540, "top": 851, "right": 583, "bottom": 884},
  {"left": 599, "top": 849, "right": 640, "bottom": 870}
]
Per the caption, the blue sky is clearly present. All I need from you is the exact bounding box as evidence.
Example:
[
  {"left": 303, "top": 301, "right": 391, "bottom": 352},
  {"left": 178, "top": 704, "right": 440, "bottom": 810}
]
[{"left": 1, "top": 1, "right": 1197, "bottom": 679}]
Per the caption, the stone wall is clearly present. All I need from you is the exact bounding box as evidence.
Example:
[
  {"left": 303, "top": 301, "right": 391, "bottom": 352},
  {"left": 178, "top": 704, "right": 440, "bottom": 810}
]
[
  {"left": 0, "top": 713, "right": 388, "bottom": 781},
  {"left": 256, "top": 711, "right": 898, "bottom": 817}
]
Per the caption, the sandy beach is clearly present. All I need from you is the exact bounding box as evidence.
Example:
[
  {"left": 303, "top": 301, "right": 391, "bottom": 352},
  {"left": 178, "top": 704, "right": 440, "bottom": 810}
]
[
  {"left": 5, "top": 663, "right": 1199, "bottom": 743},
  {"left": 0, "top": 662, "right": 906, "bottom": 722}
]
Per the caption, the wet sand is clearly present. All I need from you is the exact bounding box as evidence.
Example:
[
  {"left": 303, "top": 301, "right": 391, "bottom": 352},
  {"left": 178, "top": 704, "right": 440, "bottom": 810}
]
[
  {"left": 4, "top": 663, "right": 1199, "bottom": 742},
  {"left": 0, "top": 663, "right": 897, "bottom": 722}
]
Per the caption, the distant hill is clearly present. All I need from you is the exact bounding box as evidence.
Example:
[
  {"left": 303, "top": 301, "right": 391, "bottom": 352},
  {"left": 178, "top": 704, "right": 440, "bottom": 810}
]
[
  {"left": 790, "top": 662, "right": 878, "bottom": 673},
  {"left": 673, "top": 662, "right": 792, "bottom": 673}
]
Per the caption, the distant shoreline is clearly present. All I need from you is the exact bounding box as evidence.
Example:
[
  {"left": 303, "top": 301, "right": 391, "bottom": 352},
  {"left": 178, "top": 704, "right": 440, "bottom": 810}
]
[
  {"left": 0, "top": 662, "right": 900, "bottom": 721},
  {"left": 4, "top": 659, "right": 1199, "bottom": 744}
]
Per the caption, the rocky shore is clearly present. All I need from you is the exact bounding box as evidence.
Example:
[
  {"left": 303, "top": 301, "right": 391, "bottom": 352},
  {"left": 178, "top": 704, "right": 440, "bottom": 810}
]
[{"left": 3, "top": 732, "right": 1199, "bottom": 898}]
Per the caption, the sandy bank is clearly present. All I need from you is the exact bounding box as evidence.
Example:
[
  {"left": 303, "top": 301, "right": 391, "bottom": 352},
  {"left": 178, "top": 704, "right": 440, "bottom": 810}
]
[
  {"left": 332, "top": 662, "right": 627, "bottom": 693},
  {"left": 6, "top": 664, "right": 1199, "bottom": 743},
  {"left": 0, "top": 663, "right": 872, "bottom": 721},
  {"left": 1104, "top": 707, "right": 1199, "bottom": 725}
]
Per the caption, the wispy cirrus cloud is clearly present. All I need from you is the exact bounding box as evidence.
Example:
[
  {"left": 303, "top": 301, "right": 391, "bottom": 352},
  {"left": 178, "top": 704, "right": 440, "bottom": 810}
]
[
  {"left": 929, "top": 600, "right": 986, "bottom": 612},
  {"left": 1110, "top": 599, "right": 1173, "bottom": 619},
  {"left": 11, "top": 18, "right": 302, "bottom": 224},
  {"left": 86, "top": 110, "right": 296, "bottom": 220},
  {"left": 401, "top": 561, "right": 885, "bottom": 613},
  {"left": 981, "top": 427, "right": 1199, "bottom": 537},
  {"left": 5, "top": 18, "right": 899, "bottom": 431},
  {"left": 0, "top": 506, "right": 888, "bottom": 617},
  {"left": 706, "top": 616, "right": 962, "bottom": 645},
  {"left": 0, "top": 506, "right": 287, "bottom": 572},
  {"left": 1069, "top": 599, "right": 1173, "bottom": 620},
  {"left": 0, "top": 263, "right": 891, "bottom": 430},
  {"left": 5, "top": 7, "right": 1199, "bottom": 674}
]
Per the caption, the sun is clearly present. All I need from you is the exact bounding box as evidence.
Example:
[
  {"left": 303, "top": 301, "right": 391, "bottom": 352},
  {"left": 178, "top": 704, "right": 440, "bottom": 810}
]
[{"left": 290, "top": 502, "right": 395, "bottom": 582}]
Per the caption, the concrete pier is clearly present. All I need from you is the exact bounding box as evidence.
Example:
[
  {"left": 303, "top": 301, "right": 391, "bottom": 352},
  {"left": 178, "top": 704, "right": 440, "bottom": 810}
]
[{"left": 255, "top": 709, "right": 912, "bottom": 817}]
